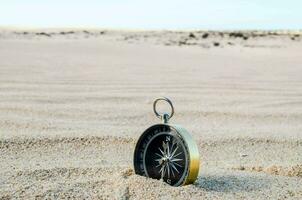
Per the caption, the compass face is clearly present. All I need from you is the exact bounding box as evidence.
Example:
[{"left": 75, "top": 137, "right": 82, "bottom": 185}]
[{"left": 134, "top": 124, "right": 191, "bottom": 186}]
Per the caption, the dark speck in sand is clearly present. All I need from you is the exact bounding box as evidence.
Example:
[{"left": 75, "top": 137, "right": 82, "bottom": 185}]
[
  {"left": 202, "top": 33, "right": 209, "bottom": 39},
  {"left": 36, "top": 32, "right": 51, "bottom": 37},
  {"left": 229, "top": 32, "right": 250, "bottom": 40},
  {"left": 60, "top": 31, "right": 75, "bottom": 35},
  {"left": 213, "top": 42, "right": 220, "bottom": 46},
  {"left": 189, "top": 33, "right": 196, "bottom": 38}
]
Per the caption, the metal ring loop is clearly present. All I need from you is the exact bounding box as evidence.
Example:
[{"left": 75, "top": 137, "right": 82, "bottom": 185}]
[{"left": 153, "top": 97, "right": 174, "bottom": 121}]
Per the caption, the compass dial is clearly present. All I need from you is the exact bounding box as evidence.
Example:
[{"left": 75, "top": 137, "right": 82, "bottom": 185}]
[{"left": 134, "top": 124, "right": 199, "bottom": 186}]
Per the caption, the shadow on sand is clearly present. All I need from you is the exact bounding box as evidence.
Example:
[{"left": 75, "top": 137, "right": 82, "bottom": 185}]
[{"left": 194, "top": 173, "right": 271, "bottom": 192}]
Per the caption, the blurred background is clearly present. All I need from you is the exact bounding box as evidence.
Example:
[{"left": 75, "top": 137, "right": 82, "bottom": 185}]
[{"left": 0, "top": 0, "right": 301, "bottom": 30}]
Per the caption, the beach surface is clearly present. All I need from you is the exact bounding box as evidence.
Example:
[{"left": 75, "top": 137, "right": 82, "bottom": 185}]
[{"left": 0, "top": 29, "right": 302, "bottom": 199}]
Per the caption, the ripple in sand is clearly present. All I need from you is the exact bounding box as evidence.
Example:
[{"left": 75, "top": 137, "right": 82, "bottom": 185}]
[{"left": 232, "top": 165, "right": 302, "bottom": 177}]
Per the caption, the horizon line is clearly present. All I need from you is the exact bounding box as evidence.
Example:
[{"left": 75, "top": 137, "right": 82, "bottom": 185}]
[{"left": 0, "top": 26, "right": 302, "bottom": 32}]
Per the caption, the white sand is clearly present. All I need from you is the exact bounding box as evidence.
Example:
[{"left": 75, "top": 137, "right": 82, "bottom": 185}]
[{"left": 0, "top": 29, "right": 302, "bottom": 199}]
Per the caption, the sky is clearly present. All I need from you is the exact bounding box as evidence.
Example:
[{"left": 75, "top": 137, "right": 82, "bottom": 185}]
[{"left": 0, "top": 0, "right": 301, "bottom": 30}]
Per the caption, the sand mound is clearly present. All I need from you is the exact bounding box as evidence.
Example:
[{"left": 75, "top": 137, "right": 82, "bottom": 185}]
[{"left": 2, "top": 166, "right": 207, "bottom": 199}]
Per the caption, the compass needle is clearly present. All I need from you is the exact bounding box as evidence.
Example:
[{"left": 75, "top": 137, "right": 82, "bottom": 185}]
[
  {"left": 161, "top": 165, "right": 166, "bottom": 180},
  {"left": 159, "top": 165, "right": 164, "bottom": 173},
  {"left": 162, "top": 141, "right": 168, "bottom": 155},
  {"left": 166, "top": 163, "right": 170, "bottom": 178}
]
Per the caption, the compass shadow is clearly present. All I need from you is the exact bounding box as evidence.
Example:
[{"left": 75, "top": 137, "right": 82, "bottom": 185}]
[{"left": 194, "top": 173, "right": 271, "bottom": 192}]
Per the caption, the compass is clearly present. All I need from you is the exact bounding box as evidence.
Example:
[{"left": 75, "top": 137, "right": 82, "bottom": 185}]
[{"left": 133, "top": 97, "right": 200, "bottom": 186}]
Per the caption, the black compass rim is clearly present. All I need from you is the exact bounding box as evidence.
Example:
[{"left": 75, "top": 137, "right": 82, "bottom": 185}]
[{"left": 133, "top": 123, "right": 196, "bottom": 186}]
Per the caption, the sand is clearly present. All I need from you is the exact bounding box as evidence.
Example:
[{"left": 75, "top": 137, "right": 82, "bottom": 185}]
[{"left": 0, "top": 29, "right": 302, "bottom": 199}]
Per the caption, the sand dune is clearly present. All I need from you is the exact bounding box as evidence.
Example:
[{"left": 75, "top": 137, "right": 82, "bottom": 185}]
[{"left": 0, "top": 29, "right": 302, "bottom": 199}]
